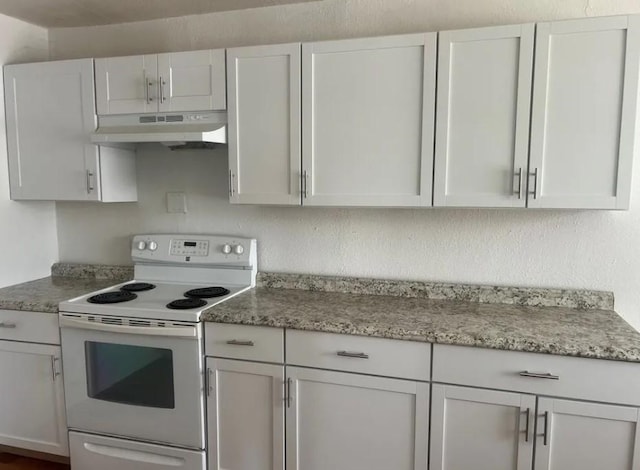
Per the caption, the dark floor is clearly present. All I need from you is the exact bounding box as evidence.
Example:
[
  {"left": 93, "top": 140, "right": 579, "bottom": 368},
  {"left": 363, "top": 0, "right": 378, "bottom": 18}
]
[{"left": 0, "top": 454, "right": 69, "bottom": 470}]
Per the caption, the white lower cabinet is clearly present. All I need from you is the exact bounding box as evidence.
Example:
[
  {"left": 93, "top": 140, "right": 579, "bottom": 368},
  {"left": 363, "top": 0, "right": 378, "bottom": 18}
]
[
  {"left": 286, "top": 366, "right": 429, "bottom": 470},
  {"left": 206, "top": 358, "right": 285, "bottom": 470},
  {"left": 534, "top": 397, "right": 640, "bottom": 470},
  {"left": 0, "top": 340, "right": 68, "bottom": 456},
  {"left": 430, "top": 384, "right": 534, "bottom": 470}
]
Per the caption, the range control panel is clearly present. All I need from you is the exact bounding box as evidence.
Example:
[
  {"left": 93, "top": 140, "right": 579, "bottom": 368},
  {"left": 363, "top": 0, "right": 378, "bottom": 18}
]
[{"left": 131, "top": 234, "right": 256, "bottom": 267}]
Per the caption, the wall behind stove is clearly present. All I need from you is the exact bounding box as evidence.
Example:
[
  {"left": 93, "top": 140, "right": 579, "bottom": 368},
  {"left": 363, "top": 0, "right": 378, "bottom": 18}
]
[
  {"left": 50, "top": 0, "right": 640, "bottom": 329},
  {"left": 0, "top": 14, "right": 57, "bottom": 288}
]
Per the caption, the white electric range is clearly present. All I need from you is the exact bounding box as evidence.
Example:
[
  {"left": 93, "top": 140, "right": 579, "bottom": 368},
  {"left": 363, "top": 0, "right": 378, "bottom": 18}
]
[{"left": 59, "top": 234, "right": 256, "bottom": 470}]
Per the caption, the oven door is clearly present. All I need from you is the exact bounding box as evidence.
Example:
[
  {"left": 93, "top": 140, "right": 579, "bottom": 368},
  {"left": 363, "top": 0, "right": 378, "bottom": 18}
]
[{"left": 60, "top": 314, "right": 205, "bottom": 449}]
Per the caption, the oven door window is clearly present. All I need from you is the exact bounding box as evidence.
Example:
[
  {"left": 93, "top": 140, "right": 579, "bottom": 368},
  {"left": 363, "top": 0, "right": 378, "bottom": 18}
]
[{"left": 85, "top": 342, "right": 175, "bottom": 409}]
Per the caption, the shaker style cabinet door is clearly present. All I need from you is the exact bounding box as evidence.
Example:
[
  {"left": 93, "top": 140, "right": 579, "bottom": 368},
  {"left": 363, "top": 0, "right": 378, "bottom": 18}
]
[
  {"left": 286, "top": 367, "right": 429, "bottom": 470},
  {"left": 528, "top": 15, "right": 640, "bottom": 209},
  {"left": 157, "top": 49, "right": 226, "bottom": 113},
  {"left": 302, "top": 34, "right": 436, "bottom": 207},
  {"left": 0, "top": 341, "right": 68, "bottom": 456},
  {"left": 534, "top": 397, "right": 640, "bottom": 470},
  {"left": 95, "top": 54, "right": 158, "bottom": 114},
  {"left": 434, "top": 24, "right": 534, "bottom": 207},
  {"left": 206, "top": 358, "right": 285, "bottom": 470},
  {"left": 4, "top": 59, "right": 101, "bottom": 201},
  {"left": 227, "top": 44, "right": 302, "bottom": 205},
  {"left": 430, "top": 384, "right": 535, "bottom": 470}
]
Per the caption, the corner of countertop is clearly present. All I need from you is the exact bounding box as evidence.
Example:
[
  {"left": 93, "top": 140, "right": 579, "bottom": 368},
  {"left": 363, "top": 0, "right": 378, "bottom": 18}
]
[{"left": 256, "top": 272, "right": 615, "bottom": 311}]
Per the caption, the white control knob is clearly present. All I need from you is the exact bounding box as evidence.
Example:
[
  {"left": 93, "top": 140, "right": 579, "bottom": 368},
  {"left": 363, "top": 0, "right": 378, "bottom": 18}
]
[
  {"left": 222, "top": 244, "right": 232, "bottom": 255},
  {"left": 233, "top": 244, "right": 244, "bottom": 255},
  {"left": 148, "top": 241, "right": 158, "bottom": 251},
  {"left": 136, "top": 241, "right": 147, "bottom": 251}
]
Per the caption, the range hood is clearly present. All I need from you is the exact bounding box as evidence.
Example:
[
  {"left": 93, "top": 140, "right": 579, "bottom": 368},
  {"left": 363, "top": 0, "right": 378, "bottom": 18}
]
[{"left": 91, "top": 111, "right": 227, "bottom": 146}]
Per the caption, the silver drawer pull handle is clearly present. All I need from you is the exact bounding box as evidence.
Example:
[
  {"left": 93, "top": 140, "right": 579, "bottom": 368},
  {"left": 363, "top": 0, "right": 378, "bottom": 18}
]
[
  {"left": 337, "top": 351, "right": 369, "bottom": 359},
  {"left": 226, "top": 340, "right": 254, "bottom": 347},
  {"left": 519, "top": 371, "right": 559, "bottom": 380},
  {"left": 0, "top": 322, "right": 17, "bottom": 329}
]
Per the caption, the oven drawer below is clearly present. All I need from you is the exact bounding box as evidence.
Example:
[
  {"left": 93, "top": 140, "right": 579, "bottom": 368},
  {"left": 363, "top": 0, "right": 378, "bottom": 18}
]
[
  {"left": 69, "top": 431, "right": 205, "bottom": 470},
  {"left": 0, "top": 310, "right": 59, "bottom": 344},
  {"left": 205, "top": 323, "right": 284, "bottom": 363}
]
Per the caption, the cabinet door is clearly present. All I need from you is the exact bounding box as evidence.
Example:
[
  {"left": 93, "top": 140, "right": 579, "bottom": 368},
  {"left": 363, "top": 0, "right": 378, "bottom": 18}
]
[
  {"left": 0, "top": 341, "right": 68, "bottom": 456},
  {"left": 430, "top": 384, "right": 534, "bottom": 470},
  {"left": 529, "top": 15, "right": 640, "bottom": 209},
  {"left": 157, "top": 49, "right": 226, "bottom": 113},
  {"left": 434, "top": 24, "right": 534, "bottom": 208},
  {"left": 207, "top": 358, "right": 284, "bottom": 470},
  {"left": 534, "top": 397, "right": 640, "bottom": 470},
  {"left": 302, "top": 34, "right": 436, "bottom": 207},
  {"left": 227, "top": 44, "right": 301, "bottom": 205},
  {"left": 286, "top": 367, "right": 429, "bottom": 470},
  {"left": 95, "top": 55, "right": 158, "bottom": 114},
  {"left": 4, "top": 59, "right": 101, "bottom": 201}
]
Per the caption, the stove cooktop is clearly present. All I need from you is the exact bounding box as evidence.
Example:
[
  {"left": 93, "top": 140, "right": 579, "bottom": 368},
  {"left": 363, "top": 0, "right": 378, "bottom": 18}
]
[{"left": 59, "top": 280, "right": 250, "bottom": 322}]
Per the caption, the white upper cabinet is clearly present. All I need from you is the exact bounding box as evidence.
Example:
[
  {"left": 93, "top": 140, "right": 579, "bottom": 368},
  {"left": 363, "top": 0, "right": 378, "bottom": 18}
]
[
  {"left": 4, "top": 59, "right": 137, "bottom": 202},
  {"left": 434, "top": 24, "right": 534, "bottom": 208},
  {"left": 534, "top": 398, "right": 640, "bottom": 470},
  {"left": 528, "top": 15, "right": 640, "bottom": 209},
  {"left": 227, "top": 43, "right": 302, "bottom": 205},
  {"left": 95, "top": 49, "right": 225, "bottom": 115},
  {"left": 95, "top": 55, "right": 158, "bottom": 115},
  {"left": 157, "top": 50, "right": 226, "bottom": 112},
  {"left": 430, "top": 384, "right": 535, "bottom": 470},
  {"left": 302, "top": 34, "right": 436, "bottom": 207}
]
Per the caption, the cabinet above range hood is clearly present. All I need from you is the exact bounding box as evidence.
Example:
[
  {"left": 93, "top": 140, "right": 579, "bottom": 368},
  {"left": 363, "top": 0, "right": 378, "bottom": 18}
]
[{"left": 91, "top": 111, "right": 227, "bottom": 146}]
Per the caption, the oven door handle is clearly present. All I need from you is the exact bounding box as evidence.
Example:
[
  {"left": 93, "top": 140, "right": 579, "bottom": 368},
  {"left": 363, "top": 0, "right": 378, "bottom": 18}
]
[
  {"left": 59, "top": 316, "right": 198, "bottom": 339},
  {"left": 83, "top": 442, "right": 185, "bottom": 466}
]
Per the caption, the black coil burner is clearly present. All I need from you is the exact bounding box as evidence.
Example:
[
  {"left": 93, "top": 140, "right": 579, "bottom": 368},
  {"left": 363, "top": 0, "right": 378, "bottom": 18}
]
[
  {"left": 184, "top": 287, "right": 230, "bottom": 299},
  {"left": 167, "top": 298, "right": 208, "bottom": 310},
  {"left": 88, "top": 291, "right": 137, "bottom": 304},
  {"left": 120, "top": 282, "right": 156, "bottom": 292}
]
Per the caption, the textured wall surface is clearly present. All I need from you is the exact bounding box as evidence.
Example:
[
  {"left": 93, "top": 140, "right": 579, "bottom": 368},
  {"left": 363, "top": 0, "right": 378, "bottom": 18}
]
[
  {"left": 0, "top": 14, "right": 57, "bottom": 288},
  {"left": 49, "top": 0, "right": 640, "bottom": 329}
]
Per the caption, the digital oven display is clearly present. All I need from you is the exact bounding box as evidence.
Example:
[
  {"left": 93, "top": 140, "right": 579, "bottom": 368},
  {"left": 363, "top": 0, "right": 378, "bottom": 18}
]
[{"left": 183, "top": 241, "right": 197, "bottom": 247}]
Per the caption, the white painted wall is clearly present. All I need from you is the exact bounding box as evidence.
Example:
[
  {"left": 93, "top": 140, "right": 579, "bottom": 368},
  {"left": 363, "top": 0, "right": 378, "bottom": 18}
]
[
  {"left": 0, "top": 14, "right": 57, "bottom": 287},
  {"left": 49, "top": 0, "right": 640, "bottom": 329}
]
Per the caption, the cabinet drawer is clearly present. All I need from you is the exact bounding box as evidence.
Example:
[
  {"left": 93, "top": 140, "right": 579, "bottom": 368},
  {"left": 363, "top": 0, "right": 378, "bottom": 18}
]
[
  {"left": 205, "top": 323, "right": 284, "bottom": 363},
  {"left": 433, "top": 344, "right": 640, "bottom": 406},
  {"left": 0, "top": 310, "right": 59, "bottom": 344},
  {"left": 286, "top": 330, "right": 430, "bottom": 381}
]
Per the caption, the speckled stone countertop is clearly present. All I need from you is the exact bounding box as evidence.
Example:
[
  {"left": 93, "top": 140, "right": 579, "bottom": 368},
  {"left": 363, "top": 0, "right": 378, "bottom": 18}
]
[
  {"left": 0, "top": 277, "right": 124, "bottom": 313},
  {"left": 202, "top": 287, "right": 640, "bottom": 363},
  {"left": 0, "top": 263, "right": 133, "bottom": 314}
]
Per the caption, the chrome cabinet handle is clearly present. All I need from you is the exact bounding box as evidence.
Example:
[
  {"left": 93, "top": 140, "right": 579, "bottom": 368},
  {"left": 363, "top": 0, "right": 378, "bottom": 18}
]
[
  {"left": 0, "top": 322, "right": 17, "bottom": 328},
  {"left": 523, "top": 407, "right": 530, "bottom": 442},
  {"left": 302, "top": 171, "right": 308, "bottom": 198},
  {"left": 206, "top": 368, "right": 213, "bottom": 396},
  {"left": 518, "top": 371, "right": 559, "bottom": 380},
  {"left": 159, "top": 77, "right": 166, "bottom": 103},
  {"left": 529, "top": 168, "right": 539, "bottom": 200},
  {"left": 286, "top": 378, "right": 292, "bottom": 408},
  {"left": 229, "top": 170, "right": 235, "bottom": 197},
  {"left": 51, "top": 356, "right": 61, "bottom": 380},
  {"left": 145, "top": 77, "right": 153, "bottom": 104},
  {"left": 514, "top": 167, "right": 523, "bottom": 199},
  {"left": 542, "top": 411, "right": 550, "bottom": 446},
  {"left": 226, "top": 339, "right": 254, "bottom": 346},
  {"left": 86, "top": 170, "right": 94, "bottom": 194},
  {"left": 337, "top": 351, "right": 369, "bottom": 359}
]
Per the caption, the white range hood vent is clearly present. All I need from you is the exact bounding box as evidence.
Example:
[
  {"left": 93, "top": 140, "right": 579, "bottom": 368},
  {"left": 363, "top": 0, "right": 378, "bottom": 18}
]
[{"left": 91, "top": 111, "right": 227, "bottom": 146}]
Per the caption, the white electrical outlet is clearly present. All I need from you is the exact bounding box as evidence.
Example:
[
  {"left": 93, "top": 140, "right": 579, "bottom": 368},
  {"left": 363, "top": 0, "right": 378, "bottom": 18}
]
[{"left": 167, "top": 192, "right": 187, "bottom": 213}]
